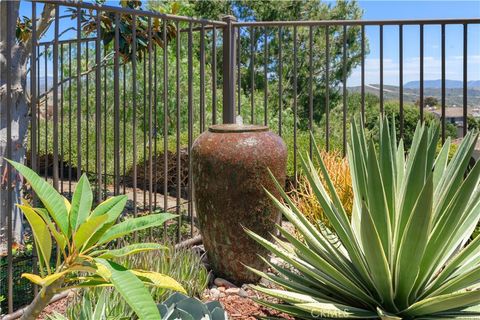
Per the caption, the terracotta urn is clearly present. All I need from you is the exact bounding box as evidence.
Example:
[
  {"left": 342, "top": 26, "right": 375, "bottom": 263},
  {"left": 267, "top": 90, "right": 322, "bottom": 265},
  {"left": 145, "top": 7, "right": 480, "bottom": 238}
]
[{"left": 191, "top": 124, "right": 287, "bottom": 284}]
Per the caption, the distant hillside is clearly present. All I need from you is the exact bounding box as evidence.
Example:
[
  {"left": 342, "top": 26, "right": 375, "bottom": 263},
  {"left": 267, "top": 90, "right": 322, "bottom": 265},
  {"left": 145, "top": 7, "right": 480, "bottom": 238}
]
[
  {"left": 404, "top": 79, "right": 480, "bottom": 89},
  {"left": 348, "top": 83, "right": 480, "bottom": 107}
]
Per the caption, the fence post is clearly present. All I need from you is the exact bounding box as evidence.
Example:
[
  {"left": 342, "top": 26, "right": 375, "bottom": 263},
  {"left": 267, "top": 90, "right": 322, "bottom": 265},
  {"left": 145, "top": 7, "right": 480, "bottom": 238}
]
[{"left": 222, "top": 15, "right": 236, "bottom": 124}]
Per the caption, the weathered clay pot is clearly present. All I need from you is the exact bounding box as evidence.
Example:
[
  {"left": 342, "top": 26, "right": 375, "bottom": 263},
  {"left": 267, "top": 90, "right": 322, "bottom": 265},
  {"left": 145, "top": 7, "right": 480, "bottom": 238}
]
[{"left": 191, "top": 124, "right": 287, "bottom": 284}]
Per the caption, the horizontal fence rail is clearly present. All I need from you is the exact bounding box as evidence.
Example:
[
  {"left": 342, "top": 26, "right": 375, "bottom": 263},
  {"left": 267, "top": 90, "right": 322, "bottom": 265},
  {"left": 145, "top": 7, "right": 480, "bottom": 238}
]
[
  {"left": 233, "top": 18, "right": 480, "bottom": 180},
  {"left": 1, "top": 0, "right": 480, "bottom": 313}
]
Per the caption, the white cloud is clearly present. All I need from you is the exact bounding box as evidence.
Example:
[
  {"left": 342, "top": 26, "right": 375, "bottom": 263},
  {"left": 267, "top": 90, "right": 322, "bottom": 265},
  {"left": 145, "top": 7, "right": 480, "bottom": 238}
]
[{"left": 348, "top": 55, "right": 480, "bottom": 86}]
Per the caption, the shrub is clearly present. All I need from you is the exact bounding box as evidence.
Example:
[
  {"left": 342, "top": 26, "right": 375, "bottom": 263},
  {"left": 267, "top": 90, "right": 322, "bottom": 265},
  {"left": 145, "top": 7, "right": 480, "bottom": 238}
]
[
  {"left": 290, "top": 149, "right": 353, "bottom": 229},
  {"left": 246, "top": 119, "right": 480, "bottom": 318},
  {"left": 7, "top": 160, "right": 184, "bottom": 320},
  {"left": 65, "top": 244, "right": 209, "bottom": 319}
]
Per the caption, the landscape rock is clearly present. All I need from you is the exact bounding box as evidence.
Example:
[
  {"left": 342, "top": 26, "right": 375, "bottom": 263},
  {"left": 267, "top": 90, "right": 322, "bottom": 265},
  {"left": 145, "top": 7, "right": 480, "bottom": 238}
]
[
  {"left": 226, "top": 288, "right": 240, "bottom": 295},
  {"left": 214, "top": 277, "right": 237, "bottom": 289}
]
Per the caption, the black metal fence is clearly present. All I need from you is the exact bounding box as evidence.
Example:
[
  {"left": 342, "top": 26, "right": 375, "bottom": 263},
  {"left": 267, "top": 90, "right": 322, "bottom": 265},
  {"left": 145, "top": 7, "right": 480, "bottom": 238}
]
[{"left": 1, "top": 0, "right": 479, "bottom": 314}]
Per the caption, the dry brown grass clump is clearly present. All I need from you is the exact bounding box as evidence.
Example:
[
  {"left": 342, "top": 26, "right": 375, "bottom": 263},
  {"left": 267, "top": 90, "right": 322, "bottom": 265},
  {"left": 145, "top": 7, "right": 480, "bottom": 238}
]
[{"left": 290, "top": 150, "right": 353, "bottom": 229}]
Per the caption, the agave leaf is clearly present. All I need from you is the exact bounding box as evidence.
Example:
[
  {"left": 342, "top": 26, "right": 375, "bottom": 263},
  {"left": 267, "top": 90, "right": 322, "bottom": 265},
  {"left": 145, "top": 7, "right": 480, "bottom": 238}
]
[
  {"left": 74, "top": 214, "right": 108, "bottom": 251},
  {"left": 92, "top": 243, "right": 168, "bottom": 259},
  {"left": 245, "top": 228, "right": 377, "bottom": 306},
  {"left": 300, "top": 154, "right": 374, "bottom": 287},
  {"left": 427, "top": 266, "right": 480, "bottom": 297},
  {"left": 94, "top": 258, "right": 161, "bottom": 320},
  {"left": 295, "top": 302, "right": 377, "bottom": 318},
  {"left": 379, "top": 118, "right": 396, "bottom": 226},
  {"left": 359, "top": 202, "right": 394, "bottom": 309},
  {"left": 433, "top": 132, "right": 477, "bottom": 223},
  {"left": 275, "top": 225, "right": 372, "bottom": 300},
  {"left": 17, "top": 204, "right": 52, "bottom": 268},
  {"left": 131, "top": 269, "right": 186, "bottom": 294},
  {"left": 413, "top": 159, "right": 480, "bottom": 296},
  {"left": 266, "top": 171, "right": 355, "bottom": 274},
  {"left": 366, "top": 140, "right": 391, "bottom": 255},
  {"left": 405, "top": 290, "right": 480, "bottom": 317},
  {"left": 97, "top": 213, "right": 176, "bottom": 245},
  {"left": 91, "top": 290, "right": 107, "bottom": 320},
  {"left": 395, "top": 123, "right": 428, "bottom": 253},
  {"left": 70, "top": 174, "right": 93, "bottom": 231},
  {"left": 7, "top": 160, "right": 69, "bottom": 235},
  {"left": 252, "top": 298, "right": 315, "bottom": 318},
  {"left": 395, "top": 173, "right": 433, "bottom": 307},
  {"left": 265, "top": 185, "right": 358, "bottom": 284},
  {"left": 432, "top": 138, "right": 451, "bottom": 189},
  {"left": 429, "top": 232, "right": 480, "bottom": 291}
]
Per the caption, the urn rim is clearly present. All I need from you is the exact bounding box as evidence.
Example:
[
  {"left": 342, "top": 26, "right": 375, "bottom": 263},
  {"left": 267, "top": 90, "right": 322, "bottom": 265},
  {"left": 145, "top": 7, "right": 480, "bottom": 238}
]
[{"left": 208, "top": 124, "right": 269, "bottom": 133}]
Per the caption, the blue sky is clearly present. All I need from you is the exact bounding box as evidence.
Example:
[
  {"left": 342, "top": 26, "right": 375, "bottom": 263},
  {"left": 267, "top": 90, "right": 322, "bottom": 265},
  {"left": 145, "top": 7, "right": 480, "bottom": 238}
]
[
  {"left": 22, "top": 0, "right": 480, "bottom": 86},
  {"left": 349, "top": 1, "right": 480, "bottom": 86}
]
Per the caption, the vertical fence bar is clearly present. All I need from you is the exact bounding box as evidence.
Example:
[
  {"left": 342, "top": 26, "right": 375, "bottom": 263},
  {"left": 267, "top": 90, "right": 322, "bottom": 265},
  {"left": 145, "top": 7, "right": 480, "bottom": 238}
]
[
  {"left": 237, "top": 26, "right": 241, "bottom": 116},
  {"left": 143, "top": 45, "right": 147, "bottom": 209},
  {"left": 163, "top": 20, "right": 169, "bottom": 235},
  {"left": 463, "top": 23, "right": 468, "bottom": 136},
  {"left": 176, "top": 21, "right": 182, "bottom": 242},
  {"left": 131, "top": 14, "right": 138, "bottom": 226},
  {"left": 44, "top": 45, "right": 49, "bottom": 181},
  {"left": 441, "top": 24, "right": 446, "bottom": 142},
  {"left": 325, "top": 25, "right": 330, "bottom": 151},
  {"left": 68, "top": 42, "right": 72, "bottom": 192},
  {"left": 250, "top": 26, "right": 255, "bottom": 124},
  {"left": 52, "top": 7, "right": 60, "bottom": 190},
  {"left": 5, "top": 1, "right": 13, "bottom": 312},
  {"left": 309, "top": 26, "right": 313, "bottom": 157},
  {"left": 103, "top": 45, "right": 108, "bottom": 199},
  {"left": 278, "top": 26, "right": 283, "bottom": 137},
  {"left": 222, "top": 16, "right": 236, "bottom": 123},
  {"left": 361, "top": 25, "right": 365, "bottom": 125},
  {"left": 114, "top": 13, "right": 120, "bottom": 195},
  {"left": 122, "top": 60, "right": 126, "bottom": 194},
  {"left": 147, "top": 17, "right": 153, "bottom": 212},
  {"left": 399, "top": 24, "right": 404, "bottom": 138},
  {"left": 30, "top": 1, "right": 39, "bottom": 296},
  {"left": 200, "top": 24, "right": 205, "bottom": 132},
  {"left": 95, "top": 10, "right": 103, "bottom": 202},
  {"left": 153, "top": 42, "right": 158, "bottom": 209},
  {"left": 212, "top": 26, "right": 217, "bottom": 125},
  {"left": 76, "top": 6, "right": 82, "bottom": 181},
  {"left": 420, "top": 24, "right": 424, "bottom": 122},
  {"left": 264, "top": 26, "right": 268, "bottom": 126},
  {"left": 380, "top": 25, "right": 384, "bottom": 115},
  {"left": 342, "top": 25, "right": 347, "bottom": 157},
  {"left": 86, "top": 41, "right": 90, "bottom": 175},
  {"left": 31, "top": 2, "right": 37, "bottom": 180},
  {"left": 60, "top": 44, "right": 64, "bottom": 194},
  {"left": 188, "top": 22, "right": 194, "bottom": 237},
  {"left": 293, "top": 26, "right": 298, "bottom": 182}
]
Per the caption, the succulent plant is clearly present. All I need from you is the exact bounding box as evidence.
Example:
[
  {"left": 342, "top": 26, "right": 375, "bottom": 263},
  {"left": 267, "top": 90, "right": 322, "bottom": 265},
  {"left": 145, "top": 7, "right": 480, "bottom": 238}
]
[
  {"left": 157, "top": 292, "right": 228, "bottom": 320},
  {"left": 246, "top": 119, "right": 480, "bottom": 319}
]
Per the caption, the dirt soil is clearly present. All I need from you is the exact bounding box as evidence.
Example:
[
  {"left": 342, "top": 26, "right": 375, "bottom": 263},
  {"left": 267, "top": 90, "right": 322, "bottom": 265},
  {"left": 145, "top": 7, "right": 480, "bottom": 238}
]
[{"left": 212, "top": 288, "right": 294, "bottom": 320}]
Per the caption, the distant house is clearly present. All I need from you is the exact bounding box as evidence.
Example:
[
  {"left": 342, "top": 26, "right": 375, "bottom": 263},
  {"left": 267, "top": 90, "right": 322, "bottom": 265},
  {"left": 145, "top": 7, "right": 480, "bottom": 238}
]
[{"left": 428, "top": 107, "right": 480, "bottom": 137}]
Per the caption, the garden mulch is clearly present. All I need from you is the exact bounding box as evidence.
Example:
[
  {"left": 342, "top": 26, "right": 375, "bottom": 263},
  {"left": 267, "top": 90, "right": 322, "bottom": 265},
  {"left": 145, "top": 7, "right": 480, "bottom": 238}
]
[{"left": 207, "top": 287, "right": 294, "bottom": 320}]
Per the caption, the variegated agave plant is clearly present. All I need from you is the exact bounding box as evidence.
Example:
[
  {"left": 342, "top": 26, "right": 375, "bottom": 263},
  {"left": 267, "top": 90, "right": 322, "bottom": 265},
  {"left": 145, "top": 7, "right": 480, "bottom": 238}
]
[{"left": 246, "top": 119, "right": 480, "bottom": 319}]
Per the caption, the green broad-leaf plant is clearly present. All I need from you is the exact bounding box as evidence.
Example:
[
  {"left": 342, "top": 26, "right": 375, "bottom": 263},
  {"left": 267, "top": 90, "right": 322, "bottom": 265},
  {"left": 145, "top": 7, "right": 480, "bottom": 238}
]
[
  {"left": 7, "top": 160, "right": 185, "bottom": 320},
  {"left": 246, "top": 118, "right": 480, "bottom": 319}
]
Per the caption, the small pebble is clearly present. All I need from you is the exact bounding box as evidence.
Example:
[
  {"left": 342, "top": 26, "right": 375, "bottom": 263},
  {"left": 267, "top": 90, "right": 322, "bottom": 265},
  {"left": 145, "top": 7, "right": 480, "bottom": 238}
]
[
  {"left": 214, "top": 277, "right": 237, "bottom": 288},
  {"left": 218, "top": 286, "right": 225, "bottom": 292},
  {"left": 225, "top": 288, "right": 240, "bottom": 295},
  {"left": 209, "top": 288, "right": 220, "bottom": 299},
  {"left": 238, "top": 289, "right": 249, "bottom": 298}
]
